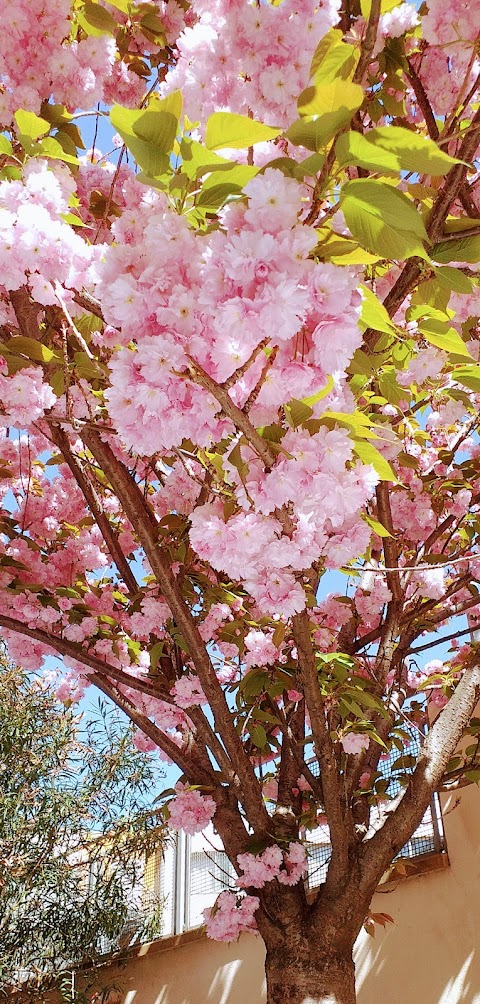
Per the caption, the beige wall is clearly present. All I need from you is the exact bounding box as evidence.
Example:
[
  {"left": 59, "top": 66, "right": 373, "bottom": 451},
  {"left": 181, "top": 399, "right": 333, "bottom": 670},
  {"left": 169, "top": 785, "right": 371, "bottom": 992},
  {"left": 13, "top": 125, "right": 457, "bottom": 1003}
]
[{"left": 73, "top": 786, "right": 480, "bottom": 1004}]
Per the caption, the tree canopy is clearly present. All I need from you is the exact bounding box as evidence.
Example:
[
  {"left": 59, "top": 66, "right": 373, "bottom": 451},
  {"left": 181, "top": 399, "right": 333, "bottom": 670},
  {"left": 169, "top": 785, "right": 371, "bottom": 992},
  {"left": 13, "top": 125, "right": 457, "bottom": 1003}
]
[
  {"left": 0, "top": 654, "right": 165, "bottom": 1001},
  {"left": 0, "top": 0, "right": 480, "bottom": 1001}
]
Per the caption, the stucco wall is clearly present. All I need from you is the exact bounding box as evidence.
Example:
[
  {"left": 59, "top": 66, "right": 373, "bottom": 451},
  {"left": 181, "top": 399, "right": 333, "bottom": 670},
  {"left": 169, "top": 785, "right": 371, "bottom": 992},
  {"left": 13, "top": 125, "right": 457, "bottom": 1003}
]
[{"left": 68, "top": 786, "right": 480, "bottom": 1004}]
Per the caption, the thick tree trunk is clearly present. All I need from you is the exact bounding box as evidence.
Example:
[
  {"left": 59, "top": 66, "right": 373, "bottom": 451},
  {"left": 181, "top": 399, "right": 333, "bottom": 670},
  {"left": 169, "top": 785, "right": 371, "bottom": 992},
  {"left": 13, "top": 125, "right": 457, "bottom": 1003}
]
[{"left": 265, "top": 942, "right": 356, "bottom": 1004}]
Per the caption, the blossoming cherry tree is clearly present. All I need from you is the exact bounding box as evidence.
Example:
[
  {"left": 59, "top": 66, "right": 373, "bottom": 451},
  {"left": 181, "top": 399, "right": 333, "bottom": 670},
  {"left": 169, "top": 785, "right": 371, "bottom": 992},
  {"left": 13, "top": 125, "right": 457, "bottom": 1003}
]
[{"left": 1, "top": 0, "right": 480, "bottom": 1001}]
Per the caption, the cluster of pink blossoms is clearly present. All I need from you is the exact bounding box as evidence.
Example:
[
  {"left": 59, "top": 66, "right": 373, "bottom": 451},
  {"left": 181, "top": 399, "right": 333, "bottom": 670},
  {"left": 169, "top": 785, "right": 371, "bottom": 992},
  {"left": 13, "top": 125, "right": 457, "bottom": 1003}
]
[
  {"left": 162, "top": 0, "right": 341, "bottom": 127},
  {"left": 0, "top": 158, "right": 100, "bottom": 312},
  {"left": 167, "top": 783, "right": 217, "bottom": 835},
  {"left": 96, "top": 169, "right": 378, "bottom": 617},
  {"left": 0, "top": 360, "right": 55, "bottom": 428},
  {"left": 237, "top": 842, "right": 308, "bottom": 889},
  {"left": 170, "top": 673, "right": 207, "bottom": 709},
  {"left": 202, "top": 842, "right": 307, "bottom": 943},
  {"left": 0, "top": 0, "right": 115, "bottom": 121},
  {"left": 340, "top": 733, "right": 370, "bottom": 755},
  {"left": 412, "top": 0, "right": 480, "bottom": 118},
  {"left": 203, "top": 891, "right": 260, "bottom": 943},
  {"left": 0, "top": 0, "right": 188, "bottom": 123}
]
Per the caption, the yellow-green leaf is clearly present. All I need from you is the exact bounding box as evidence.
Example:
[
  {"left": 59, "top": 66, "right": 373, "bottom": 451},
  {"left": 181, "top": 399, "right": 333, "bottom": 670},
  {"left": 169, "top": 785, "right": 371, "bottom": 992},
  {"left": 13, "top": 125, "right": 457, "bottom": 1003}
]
[
  {"left": 77, "top": 1, "right": 117, "bottom": 35},
  {"left": 309, "top": 33, "right": 357, "bottom": 85},
  {"left": 39, "top": 137, "right": 79, "bottom": 164},
  {"left": 110, "top": 104, "right": 173, "bottom": 175},
  {"left": 360, "top": 285, "right": 395, "bottom": 334},
  {"left": 336, "top": 130, "right": 400, "bottom": 173},
  {"left": 353, "top": 126, "right": 460, "bottom": 176},
  {"left": 364, "top": 514, "right": 393, "bottom": 537},
  {"left": 7, "top": 337, "right": 56, "bottom": 363},
  {"left": 342, "top": 179, "right": 429, "bottom": 261},
  {"left": 14, "top": 110, "right": 50, "bottom": 141},
  {"left": 205, "top": 113, "right": 282, "bottom": 151},
  {"left": 432, "top": 235, "right": 480, "bottom": 264},
  {"left": 411, "top": 307, "right": 472, "bottom": 357},
  {"left": 452, "top": 365, "right": 480, "bottom": 392},
  {"left": 353, "top": 440, "right": 397, "bottom": 481},
  {"left": 294, "top": 80, "right": 363, "bottom": 151},
  {"left": 361, "top": 0, "right": 398, "bottom": 15}
]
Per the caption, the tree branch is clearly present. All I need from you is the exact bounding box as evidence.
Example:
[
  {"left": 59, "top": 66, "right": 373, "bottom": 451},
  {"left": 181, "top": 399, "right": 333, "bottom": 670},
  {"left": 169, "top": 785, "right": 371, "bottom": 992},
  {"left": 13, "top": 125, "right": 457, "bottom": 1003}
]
[
  {"left": 49, "top": 424, "right": 139, "bottom": 596},
  {"left": 405, "top": 58, "right": 439, "bottom": 140},
  {"left": 187, "top": 358, "right": 276, "bottom": 470},
  {"left": 360, "top": 662, "right": 480, "bottom": 893},
  {"left": 90, "top": 672, "right": 215, "bottom": 784},
  {"left": 292, "top": 610, "right": 352, "bottom": 893},
  {"left": 81, "top": 426, "right": 269, "bottom": 832},
  {"left": 353, "top": 0, "right": 381, "bottom": 85}
]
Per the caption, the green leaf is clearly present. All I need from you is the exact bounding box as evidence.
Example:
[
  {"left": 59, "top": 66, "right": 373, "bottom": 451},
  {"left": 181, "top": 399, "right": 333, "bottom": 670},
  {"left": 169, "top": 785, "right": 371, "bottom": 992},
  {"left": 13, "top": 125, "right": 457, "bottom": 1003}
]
[
  {"left": 309, "top": 32, "right": 357, "bottom": 85},
  {"left": 338, "top": 127, "right": 459, "bottom": 176},
  {"left": 293, "top": 81, "right": 363, "bottom": 151},
  {"left": 77, "top": 1, "right": 117, "bottom": 35},
  {"left": 14, "top": 110, "right": 50, "bottom": 141},
  {"left": 0, "top": 135, "right": 13, "bottom": 156},
  {"left": 202, "top": 165, "right": 258, "bottom": 191},
  {"left": 353, "top": 440, "right": 397, "bottom": 481},
  {"left": 341, "top": 179, "right": 429, "bottom": 261},
  {"left": 56, "top": 121, "right": 86, "bottom": 151},
  {"left": 364, "top": 514, "right": 393, "bottom": 537},
  {"left": 302, "top": 376, "right": 335, "bottom": 406},
  {"left": 38, "top": 137, "right": 79, "bottom": 164},
  {"left": 250, "top": 724, "right": 268, "bottom": 749},
  {"left": 149, "top": 89, "right": 183, "bottom": 123},
  {"left": 196, "top": 168, "right": 257, "bottom": 209},
  {"left": 227, "top": 443, "right": 249, "bottom": 487},
  {"left": 309, "top": 29, "right": 343, "bottom": 78},
  {"left": 320, "top": 232, "right": 383, "bottom": 264},
  {"left": 336, "top": 130, "right": 400, "bottom": 174},
  {"left": 463, "top": 768, "right": 480, "bottom": 783},
  {"left": 320, "top": 409, "right": 378, "bottom": 439},
  {"left": 370, "top": 126, "right": 460, "bottom": 176},
  {"left": 150, "top": 641, "right": 165, "bottom": 673},
  {"left": 435, "top": 266, "right": 473, "bottom": 295},
  {"left": 73, "top": 350, "right": 105, "bottom": 381},
  {"left": 7, "top": 337, "right": 56, "bottom": 363},
  {"left": 360, "top": 285, "right": 395, "bottom": 334},
  {"left": 109, "top": 104, "right": 173, "bottom": 175},
  {"left": 361, "top": 0, "right": 398, "bottom": 14},
  {"left": 61, "top": 212, "right": 86, "bottom": 227},
  {"left": 452, "top": 365, "right": 480, "bottom": 392},
  {"left": 205, "top": 113, "right": 282, "bottom": 151},
  {"left": 140, "top": 9, "right": 166, "bottom": 40},
  {"left": 348, "top": 687, "right": 390, "bottom": 717},
  {"left": 179, "top": 138, "right": 233, "bottom": 179},
  {"left": 411, "top": 307, "right": 472, "bottom": 357},
  {"left": 297, "top": 78, "right": 363, "bottom": 119},
  {"left": 421, "top": 322, "right": 472, "bottom": 357},
  {"left": 285, "top": 399, "right": 314, "bottom": 428},
  {"left": 432, "top": 235, "right": 480, "bottom": 264},
  {"left": 130, "top": 110, "right": 178, "bottom": 153},
  {"left": 378, "top": 366, "right": 406, "bottom": 406}
]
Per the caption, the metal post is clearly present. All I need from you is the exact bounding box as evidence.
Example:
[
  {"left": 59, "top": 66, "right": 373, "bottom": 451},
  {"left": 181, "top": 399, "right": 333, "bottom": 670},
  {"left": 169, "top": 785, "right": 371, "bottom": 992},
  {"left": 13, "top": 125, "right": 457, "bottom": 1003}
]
[{"left": 173, "top": 831, "right": 186, "bottom": 934}]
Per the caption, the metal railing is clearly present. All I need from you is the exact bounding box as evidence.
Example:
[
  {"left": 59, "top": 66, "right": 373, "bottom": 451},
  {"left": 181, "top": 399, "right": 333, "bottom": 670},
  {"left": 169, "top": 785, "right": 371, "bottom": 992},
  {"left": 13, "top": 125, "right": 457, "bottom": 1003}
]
[{"left": 95, "top": 728, "right": 446, "bottom": 949}]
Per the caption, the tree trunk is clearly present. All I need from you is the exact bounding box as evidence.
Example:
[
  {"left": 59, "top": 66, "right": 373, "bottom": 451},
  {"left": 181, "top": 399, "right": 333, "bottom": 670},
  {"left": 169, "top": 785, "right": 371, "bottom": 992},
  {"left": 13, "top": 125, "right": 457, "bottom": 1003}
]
[{"left": 265, "top": 942, "right": 356, "bottom": 1004}]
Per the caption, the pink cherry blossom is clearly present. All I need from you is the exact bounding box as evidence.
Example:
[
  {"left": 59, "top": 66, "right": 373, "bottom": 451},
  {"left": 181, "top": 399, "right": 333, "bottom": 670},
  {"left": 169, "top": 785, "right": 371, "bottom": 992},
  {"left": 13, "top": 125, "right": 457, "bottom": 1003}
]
[
  {"left": 203, "top": 891, "right": 260, "bottom": 943},
  {"left": 340, "top": 734, "right": 371, "bottom": 755}
]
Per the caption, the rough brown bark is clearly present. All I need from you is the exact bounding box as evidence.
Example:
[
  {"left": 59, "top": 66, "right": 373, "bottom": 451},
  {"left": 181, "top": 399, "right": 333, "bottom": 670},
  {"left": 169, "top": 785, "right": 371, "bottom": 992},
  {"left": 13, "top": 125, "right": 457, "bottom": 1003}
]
[{"left": 265, "top": 942, "right": 356, "bottom": 1004}]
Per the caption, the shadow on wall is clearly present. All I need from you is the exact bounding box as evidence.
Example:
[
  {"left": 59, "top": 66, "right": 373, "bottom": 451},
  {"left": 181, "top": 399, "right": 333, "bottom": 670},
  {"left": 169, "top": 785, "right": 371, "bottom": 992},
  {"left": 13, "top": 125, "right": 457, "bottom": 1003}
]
[
  {"left": 78, "top": 785, "right": 480, "bottom": 1004},
  {"left": 356, "top": 786, "right": 480, "bottom": 1004},
  {"left": 83, "top": 932, "right": 267, "bottom": 1004}
]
